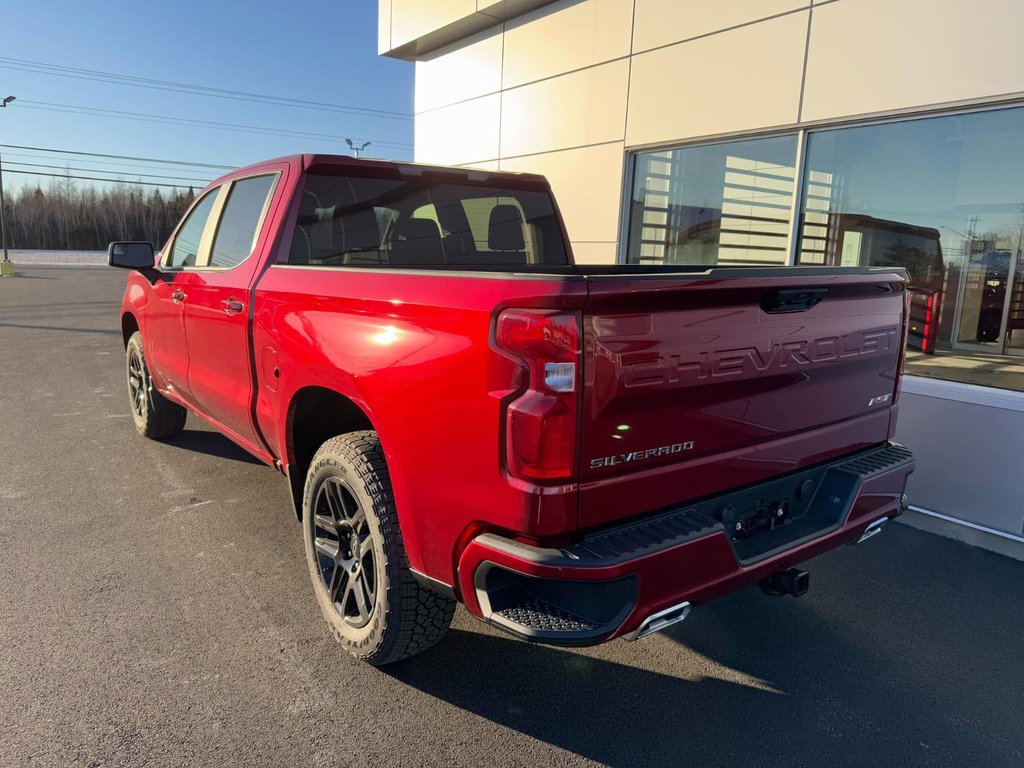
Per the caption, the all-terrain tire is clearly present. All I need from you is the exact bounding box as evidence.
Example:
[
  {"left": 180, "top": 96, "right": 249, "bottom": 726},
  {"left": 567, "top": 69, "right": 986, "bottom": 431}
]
[
  {"left": 302, "top": 432, "right": 456, "bottom": 665},
  {"left": 125, "top": 331, "right": 187, "bottom": 439}
]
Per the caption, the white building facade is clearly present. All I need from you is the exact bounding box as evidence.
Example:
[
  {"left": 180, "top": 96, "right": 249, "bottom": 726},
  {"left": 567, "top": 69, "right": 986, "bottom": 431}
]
[{"left": 379, "top": 0, "right": 1024, "bottom": 550}]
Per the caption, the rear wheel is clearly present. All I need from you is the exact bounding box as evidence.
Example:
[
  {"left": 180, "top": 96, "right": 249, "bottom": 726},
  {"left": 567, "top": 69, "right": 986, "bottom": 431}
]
[
  {"left": 302, "top": 432, "right": 456, "bottom": 665},
  {"left": 126, "top": 331, "right": 186, "bottom": 439}
]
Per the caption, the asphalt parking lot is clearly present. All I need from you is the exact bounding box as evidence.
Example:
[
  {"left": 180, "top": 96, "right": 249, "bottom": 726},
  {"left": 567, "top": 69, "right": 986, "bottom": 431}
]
[{"left": 1, "top": 265, "right": 1022, "bottom": 768}]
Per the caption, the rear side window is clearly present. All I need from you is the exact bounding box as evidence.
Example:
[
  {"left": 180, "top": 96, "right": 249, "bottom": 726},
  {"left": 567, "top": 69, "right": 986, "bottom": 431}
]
[
  {"left": 285, "top": 173, "right": 567, "bottom": 267},
  {"left": 210, "top": 175, "right": 276, "bottom": 268},
  {"left": 167, "top": 190, "right": 218, "bottom": 267}
]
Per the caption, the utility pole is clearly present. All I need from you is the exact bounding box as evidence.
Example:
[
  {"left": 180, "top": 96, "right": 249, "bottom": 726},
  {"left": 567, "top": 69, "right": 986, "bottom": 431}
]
[
  {"left": 0, "top": 95, "right": 15, "bottom": 276},
  {"left": 346, "top": 139, "right": 371, "bottom": 158}
]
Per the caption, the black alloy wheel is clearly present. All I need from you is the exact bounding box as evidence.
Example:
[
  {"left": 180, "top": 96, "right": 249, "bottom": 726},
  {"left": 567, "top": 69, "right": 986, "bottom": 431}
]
[
  {"left": 312, "top": 477, "right": 377, "bottom": 628},
  {"left": 301, "top": 432, "right": 456, "bottom": 665},
  {"left": 124, "top": 331, "right": 186, "bottom": 439},
  {"left": 127, "top": 344, "right": 148, "bottom": 419}
]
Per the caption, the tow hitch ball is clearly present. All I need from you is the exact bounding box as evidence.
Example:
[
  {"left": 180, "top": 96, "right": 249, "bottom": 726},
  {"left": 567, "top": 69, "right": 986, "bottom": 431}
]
[{"left": 760, "top": 568, "right": 810, "bottom": 598}]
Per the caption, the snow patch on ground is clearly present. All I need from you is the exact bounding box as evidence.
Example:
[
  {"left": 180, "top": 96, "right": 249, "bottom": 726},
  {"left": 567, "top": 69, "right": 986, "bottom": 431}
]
[{"left": 6, "top": 250, "right": 107, "bottom": 265}]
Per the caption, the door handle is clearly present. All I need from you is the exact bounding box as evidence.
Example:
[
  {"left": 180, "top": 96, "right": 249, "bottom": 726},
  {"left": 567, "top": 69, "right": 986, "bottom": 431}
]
[
  {"left": 171, "top": 289, "right": 187, "bottom": 303},
  {"left": 220, "top": 298, "right": 244, "bottom": 315}
]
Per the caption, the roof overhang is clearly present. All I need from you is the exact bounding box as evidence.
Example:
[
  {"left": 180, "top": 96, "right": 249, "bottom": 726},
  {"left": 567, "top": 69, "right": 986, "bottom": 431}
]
[{"left": 379, "top": 0, "right": 557, "bottom": 61}]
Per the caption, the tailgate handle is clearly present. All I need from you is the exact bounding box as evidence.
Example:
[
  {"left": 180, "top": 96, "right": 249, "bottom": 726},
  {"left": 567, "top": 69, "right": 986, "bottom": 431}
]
[{"left": 761, "top": 288, "right": 828, "bottom": 313}]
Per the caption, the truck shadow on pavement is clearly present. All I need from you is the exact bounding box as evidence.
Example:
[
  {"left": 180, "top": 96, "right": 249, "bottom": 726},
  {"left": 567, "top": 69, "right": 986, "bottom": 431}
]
[
  {"left": 162, "top": 429, "right": 264, "bottom": 465},
  {"left": 388, "top": 527, "right": 1023, "bottom": 767}
]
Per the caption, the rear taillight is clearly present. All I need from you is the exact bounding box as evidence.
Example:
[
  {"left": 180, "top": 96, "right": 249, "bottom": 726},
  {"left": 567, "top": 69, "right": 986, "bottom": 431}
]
[
  {"left": 496, "top": 309, "right": 580, "bottom": 482},
  {"left": 894, "top": 287, "right": 912, "bottom": 403},
  {"left": 921, "top": 291, "right": 940, "bottom": 354}
]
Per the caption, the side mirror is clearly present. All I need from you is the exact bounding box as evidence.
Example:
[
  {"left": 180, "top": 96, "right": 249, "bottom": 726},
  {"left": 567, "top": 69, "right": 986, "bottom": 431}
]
[{"left": 108, "top": 241, "right": 155, "bottom": 270}]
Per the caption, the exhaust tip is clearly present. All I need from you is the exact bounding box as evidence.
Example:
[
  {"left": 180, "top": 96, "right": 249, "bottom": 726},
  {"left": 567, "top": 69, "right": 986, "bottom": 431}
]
[
  {"left": 857, "top": 516, "right": 889, "bottom": 544},
  {"left": 625, "top": 600, "right": 691, "bottom": 641}
]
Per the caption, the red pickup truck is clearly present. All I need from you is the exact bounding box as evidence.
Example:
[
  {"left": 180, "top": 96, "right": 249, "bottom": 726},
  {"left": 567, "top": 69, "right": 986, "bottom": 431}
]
[{"left": 109, "top": 154, "right": 915, "bottom": 665}]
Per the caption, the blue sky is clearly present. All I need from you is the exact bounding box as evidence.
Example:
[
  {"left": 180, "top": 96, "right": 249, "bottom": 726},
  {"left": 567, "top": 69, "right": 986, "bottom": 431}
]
[{"left": 0, "top": 0, "right": 413, "bottom": 192}]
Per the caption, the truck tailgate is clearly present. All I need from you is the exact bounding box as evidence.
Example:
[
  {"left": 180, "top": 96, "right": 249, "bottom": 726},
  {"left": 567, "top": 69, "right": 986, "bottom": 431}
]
[{"left": 578, "top": 269, "right": 906, "bottom": 529}]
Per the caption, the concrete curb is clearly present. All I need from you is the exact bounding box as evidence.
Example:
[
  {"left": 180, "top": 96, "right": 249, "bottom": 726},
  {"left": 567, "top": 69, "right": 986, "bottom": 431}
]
[{"left": 896, "top": 508, "right": 1024, "bottom": 562}]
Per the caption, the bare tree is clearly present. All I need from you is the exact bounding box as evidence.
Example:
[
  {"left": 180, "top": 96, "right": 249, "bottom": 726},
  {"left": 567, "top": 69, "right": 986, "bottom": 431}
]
[{"left": 2, "top": 181, "right": 196, "bottom": 250}]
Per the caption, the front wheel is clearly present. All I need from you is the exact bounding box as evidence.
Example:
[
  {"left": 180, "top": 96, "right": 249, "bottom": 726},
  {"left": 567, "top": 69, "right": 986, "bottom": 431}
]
[
  {"left": 125, "top": 331, "right": 186, "bottom": 439},
  {"left": 302, "top": 432, "right": 456, "bottom": 665}
]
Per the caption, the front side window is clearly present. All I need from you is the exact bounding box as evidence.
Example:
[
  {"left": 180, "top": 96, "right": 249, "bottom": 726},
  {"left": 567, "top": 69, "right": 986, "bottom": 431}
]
[
  {"left": 166, "top": 189, "right": 219, "bottom": 268},
  {"left": 285, "top": 172, "right": 567, "bottom": 267},
  {"left": 626, "top": 135, "right": 799, "bottom": 266},
  {"left": 210, "top": 175, "right": 276, "bottom": 268}
]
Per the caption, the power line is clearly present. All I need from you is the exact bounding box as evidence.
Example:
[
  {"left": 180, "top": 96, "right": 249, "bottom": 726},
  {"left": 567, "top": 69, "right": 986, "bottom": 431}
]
[
  {"left": 4, "top": 160, "right": 213, "bottom": 184},
  {"left": 0, "top": 56, "right": 413, "bottom": 120},
  {"left": 0, "top": 57, "right": 412, "bottom": 118},
  {"left": 1, "top": 149, "right": 223, "bottom": 176},
  {"left": 15, "top": 100, "right": 414, "bottom": 149},
  {"left": 0, "top": 143, "right": 237, "bottom": 170},
  {"left": 4, "top": 169, "right": 199, "bottom": 189}
]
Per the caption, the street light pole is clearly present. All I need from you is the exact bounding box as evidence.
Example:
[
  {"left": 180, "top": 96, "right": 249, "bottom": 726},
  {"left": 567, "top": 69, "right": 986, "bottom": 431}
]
[
  {"left": 0, "top": 149, "right": 8, "bottom": 262},
  {"left": 0, "top": 95, "right": 15, "bottom": 276},
  {"left": 346, "top": 138, "right": 371, "bottom": 158}
]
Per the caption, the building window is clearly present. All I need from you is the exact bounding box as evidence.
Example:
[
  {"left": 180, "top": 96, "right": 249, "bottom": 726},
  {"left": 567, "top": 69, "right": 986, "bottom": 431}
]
[
  {"left": 796, "top": 107, "right": 1024, "bottom": 390},
  {"left": 625, "top": 105, "right": 1024, "bottom": 392},
  {"left": 626, "top": 135, "right": 798, "bottom": 266}
]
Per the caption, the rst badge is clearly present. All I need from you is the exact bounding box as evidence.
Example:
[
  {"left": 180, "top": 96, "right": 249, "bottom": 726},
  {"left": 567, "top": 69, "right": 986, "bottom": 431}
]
[
  {"left": 590, "top": 441, "right": 695, "bottom": 469},
  {"left": 868, "top": 393, "right": 893, "bottom": 407}
]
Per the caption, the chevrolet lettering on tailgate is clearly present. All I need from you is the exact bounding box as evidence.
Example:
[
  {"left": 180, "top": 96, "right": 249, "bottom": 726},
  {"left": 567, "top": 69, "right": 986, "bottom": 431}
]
[{"left": 620, "top": 328, "right": 900, "bottom": 387}]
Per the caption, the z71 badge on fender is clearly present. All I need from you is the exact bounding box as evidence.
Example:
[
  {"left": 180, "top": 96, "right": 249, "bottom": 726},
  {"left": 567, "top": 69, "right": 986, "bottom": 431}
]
[{"left": 590, "top": 441, "right": 695, "bottom": 469}]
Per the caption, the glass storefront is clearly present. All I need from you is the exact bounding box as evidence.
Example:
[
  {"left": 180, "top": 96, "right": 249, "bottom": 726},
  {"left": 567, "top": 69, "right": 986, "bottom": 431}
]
[
  {"left": 626, "top": 135, "right": 798, "bottom": 266},
  {"left": 625, "top": 105, "right": 1024, "bottom": 391}
]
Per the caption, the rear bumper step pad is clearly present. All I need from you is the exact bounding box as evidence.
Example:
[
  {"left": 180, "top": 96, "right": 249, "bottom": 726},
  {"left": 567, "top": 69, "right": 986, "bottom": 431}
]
[{"left": 458, "top": 443, "right": 915, "bottom": 645}]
